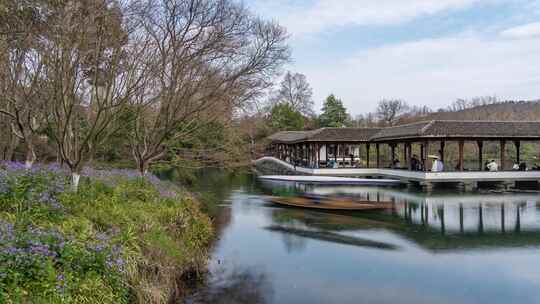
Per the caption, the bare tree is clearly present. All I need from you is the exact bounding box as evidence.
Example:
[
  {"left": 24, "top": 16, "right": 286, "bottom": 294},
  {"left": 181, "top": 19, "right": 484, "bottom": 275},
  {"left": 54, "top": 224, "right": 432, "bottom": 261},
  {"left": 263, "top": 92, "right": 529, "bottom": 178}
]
[
  {"left": 270, "top": 71, "right": 314, "bottom": 116},
  {"left": 41, "top": 0, "right": 148, "bottom": 190},
  {"left": 448, "top": 98, "right": 468, "bottom": 112},
  {"left": 0, "top": 1, "right": 49, "bottom": 168},
  {"left": 376, "top": 99, "right": 409, "bottom": 126},
  {"left": 352, "top": 113, "right": 376, "bottom": 128},
  {"left": 128, "top": 0, "right": 290, "bottom": 176}
]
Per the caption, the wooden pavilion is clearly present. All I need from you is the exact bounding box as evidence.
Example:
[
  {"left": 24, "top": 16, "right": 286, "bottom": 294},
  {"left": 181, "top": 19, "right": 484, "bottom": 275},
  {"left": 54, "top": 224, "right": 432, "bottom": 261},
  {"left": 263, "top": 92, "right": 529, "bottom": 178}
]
[{"left": 267, "top": 120, "right": 540, "bottom": 172}]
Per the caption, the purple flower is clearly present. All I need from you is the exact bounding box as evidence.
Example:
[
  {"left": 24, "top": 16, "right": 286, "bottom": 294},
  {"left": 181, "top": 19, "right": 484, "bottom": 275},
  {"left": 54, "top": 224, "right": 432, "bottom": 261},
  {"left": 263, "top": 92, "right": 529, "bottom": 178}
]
[
  {"left": 0, "top": 221, "right": 15, "bottom": 244},
  {"left": 56, "top": 273, "right": 67, "bottom": 292}
]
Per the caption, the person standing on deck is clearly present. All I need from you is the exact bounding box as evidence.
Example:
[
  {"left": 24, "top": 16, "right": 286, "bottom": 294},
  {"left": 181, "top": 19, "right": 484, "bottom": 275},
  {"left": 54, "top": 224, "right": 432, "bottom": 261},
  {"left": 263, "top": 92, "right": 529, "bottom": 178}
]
[
  {"left": 487, "top": 159, "right": 499, "bottom": 171},
  {"left": 431, "top": 156, "right": 444, "bottom": 172}
]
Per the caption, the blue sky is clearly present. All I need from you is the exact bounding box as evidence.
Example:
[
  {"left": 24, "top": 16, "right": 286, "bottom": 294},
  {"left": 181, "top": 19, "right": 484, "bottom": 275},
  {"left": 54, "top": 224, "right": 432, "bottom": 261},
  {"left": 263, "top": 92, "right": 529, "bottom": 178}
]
[{"left": 244, "top": 0, "right": 540, "bottom": 115}]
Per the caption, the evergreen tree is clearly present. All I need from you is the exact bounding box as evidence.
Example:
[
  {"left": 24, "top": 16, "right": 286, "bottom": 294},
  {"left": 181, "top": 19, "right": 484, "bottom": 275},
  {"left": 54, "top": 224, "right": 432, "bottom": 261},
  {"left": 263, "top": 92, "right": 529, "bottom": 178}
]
[
  {"left": 269, "top": 103, "right": 305, "bottom": 131},
  {"left": 318, "top": 94, "right": 350, "bottom": 127}
]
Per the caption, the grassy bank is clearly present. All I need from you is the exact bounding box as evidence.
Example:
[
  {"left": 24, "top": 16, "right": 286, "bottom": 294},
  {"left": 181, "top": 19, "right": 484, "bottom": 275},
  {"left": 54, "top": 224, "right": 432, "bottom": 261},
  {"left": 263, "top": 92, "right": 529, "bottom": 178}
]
[{"left": 0, "top": 162, "right": 213, "bottom": 303}]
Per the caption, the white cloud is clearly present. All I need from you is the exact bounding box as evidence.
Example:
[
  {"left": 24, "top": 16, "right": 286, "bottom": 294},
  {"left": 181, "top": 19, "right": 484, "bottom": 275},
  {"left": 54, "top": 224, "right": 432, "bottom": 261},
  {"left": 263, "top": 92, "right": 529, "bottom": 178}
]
[
  {"left": 251, "top": 0, "right": 481, "bottom": 36},
  {"left": 303, "top": 32, "right": 540, "bottom": 113},
  {"left": 501, "top": 22, "right": 540, "bottom": 39}
]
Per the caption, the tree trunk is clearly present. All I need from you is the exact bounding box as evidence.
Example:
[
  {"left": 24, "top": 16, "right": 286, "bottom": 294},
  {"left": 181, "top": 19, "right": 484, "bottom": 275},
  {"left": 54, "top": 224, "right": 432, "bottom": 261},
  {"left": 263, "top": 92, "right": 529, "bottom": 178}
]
[
  {"left": 24, "top": 142, "right": 37, "bottom": 169},
  {"left": 4, "top": 136, "right": 19, "bottom": 161},
  {"left": 138, "top": 158, "right": 149, "bottom": 176},
  {"left": 71, "top": 168, "right": 82, "bottom": 192}
]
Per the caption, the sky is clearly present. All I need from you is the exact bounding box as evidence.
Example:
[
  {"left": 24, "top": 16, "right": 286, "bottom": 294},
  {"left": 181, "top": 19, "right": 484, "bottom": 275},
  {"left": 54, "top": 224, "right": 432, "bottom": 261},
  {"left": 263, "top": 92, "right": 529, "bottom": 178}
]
[{"left": 244, "top": 0, "right": 540, "bottom": 116}]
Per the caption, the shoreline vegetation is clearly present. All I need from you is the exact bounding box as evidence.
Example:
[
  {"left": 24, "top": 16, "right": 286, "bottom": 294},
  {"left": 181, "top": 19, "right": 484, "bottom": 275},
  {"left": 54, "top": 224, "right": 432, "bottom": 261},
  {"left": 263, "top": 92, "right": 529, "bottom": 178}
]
[{"left": 0, "top": 161, "right": 213, "bottom": 303}]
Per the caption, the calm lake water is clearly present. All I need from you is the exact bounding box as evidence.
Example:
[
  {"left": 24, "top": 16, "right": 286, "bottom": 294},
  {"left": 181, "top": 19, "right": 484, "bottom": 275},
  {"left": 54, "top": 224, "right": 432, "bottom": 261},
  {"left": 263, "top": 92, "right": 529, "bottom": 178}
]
[{"left": 184, "top": 172, "right": 540, "bottom": 304}]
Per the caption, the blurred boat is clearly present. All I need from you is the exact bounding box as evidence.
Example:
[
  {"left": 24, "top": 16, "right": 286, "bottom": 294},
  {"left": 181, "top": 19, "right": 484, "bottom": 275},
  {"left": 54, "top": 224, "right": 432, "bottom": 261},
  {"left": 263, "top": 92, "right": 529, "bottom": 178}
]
[{"left": 268, "top": 195, "right": 393, "bottom": 211}]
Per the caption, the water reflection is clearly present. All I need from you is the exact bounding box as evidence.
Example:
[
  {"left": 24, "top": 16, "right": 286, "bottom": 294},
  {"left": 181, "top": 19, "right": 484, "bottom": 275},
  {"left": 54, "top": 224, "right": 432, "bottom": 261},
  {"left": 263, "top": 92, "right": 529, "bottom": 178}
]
[
  {"left": 266, "top": 225, "right": 399, "bottom": 251},
  {"left": 185, "top": 173, "right": 540, "bottom": 304},
  {"left": 264, "top": 182, "right": 540, "bottom": 235},
  {"left": 186, "top": 265, "right": 273, "bottom": 304}
]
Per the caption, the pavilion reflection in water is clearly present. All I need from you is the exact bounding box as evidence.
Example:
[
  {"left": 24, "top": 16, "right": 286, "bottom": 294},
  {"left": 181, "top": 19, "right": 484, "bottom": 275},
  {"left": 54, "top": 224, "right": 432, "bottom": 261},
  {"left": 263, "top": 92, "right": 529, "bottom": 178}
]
[{"left": 261, "top": 180, "right": 540, "bottom": 251}]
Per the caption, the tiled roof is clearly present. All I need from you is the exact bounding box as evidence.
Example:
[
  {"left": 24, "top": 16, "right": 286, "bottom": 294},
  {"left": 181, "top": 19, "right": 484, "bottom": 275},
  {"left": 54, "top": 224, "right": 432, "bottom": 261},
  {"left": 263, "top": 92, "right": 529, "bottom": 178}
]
[
  {"left": 309, "top": 128, "right": 382, "bottom": 142},
  {"left": 368, "top": 122, "right": 431, "bottom": 141},
  {"left": 371, "top": 120, "right": 540, "bottom": 141},
  {"left": 268, "top": 121, "right": 540, "bottom": 143},
  {"left": 268, "top": 128, "right": 381, "bottom": 143}
]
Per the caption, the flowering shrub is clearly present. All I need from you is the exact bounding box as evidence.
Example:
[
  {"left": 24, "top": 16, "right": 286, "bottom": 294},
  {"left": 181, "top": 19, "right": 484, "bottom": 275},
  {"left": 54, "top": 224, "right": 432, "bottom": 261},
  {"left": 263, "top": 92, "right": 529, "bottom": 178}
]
[
  {"left": 0, "top": 162, "right": 67, "bottom": 215},
  {"left": 82, "top": 167, "right": 178, "bottom": 198},
  {"left": 0, "top": 162, "right": 212, "bottom": 303},
  {"left": 0, "top": 222, "right": 128, "bottom": 303}
]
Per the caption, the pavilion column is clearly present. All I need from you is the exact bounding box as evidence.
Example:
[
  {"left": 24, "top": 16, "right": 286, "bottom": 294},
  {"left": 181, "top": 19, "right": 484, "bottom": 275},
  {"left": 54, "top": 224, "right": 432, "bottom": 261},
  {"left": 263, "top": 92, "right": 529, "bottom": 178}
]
[
  {"left": 325, "top": 144, "right": 328, "bottom": 166},
  {"left": 366, "top": 144, "right": 371, "bottom": 168},
  {"left": 458, "top": 140, "right": 464, "bottom": 171},
  {"left": 305, "top": 144, "right": 308, "bottom": 165},
  {"left": 307, "top": 144, "right": 311, "bottom": 167},
  {"left": 403, "top": 143, "right": 408, "bottom": 168},
  {"left": 477, "top": 141, "right": 484, "bottom": 171},
  {"left": 390, "top": 144, "right": 396, "bottom": 161},
  {"left": 376, "top": 144, "right": 380, "bottom": 168},
  {"left": 306, "top": 144, "right": 309, "bottom": 165},
  {"left": 350, "top": 145, "right": 354, "bottom": 167},
  {"left": 316, "top": 144, "right": 320, "bottom": 168},
  {"left": 423, "top": 141, "right": 429, "bottom": 171},
  {"left": 291, "top": 145, "right": 294, "bottom": 163},
  {"left": 289, "top": 145, "right": 293, "bottom": 162},
  {"left": 313, "top": 144, "right": 317, "bottom": 167},
  {"left": 440, "top": 141, "right": 446, "bottom": 163},
  {"left": 312, "top": 144, "right": 316, "bottom": 167},
  {"left": 407, "top": 143, "right": 413, "bottom": 170},
  {"left": 311, "top": 144, "right": 315, "bottom": 167},
  {"left": 514, "top": 140, "right": 521, "bottom": 164},
  {"left": 304, "top": 144, "right": 307, "bottom": 165},
  {"left": 334, "top": 144, "right": 338, "bottom": 163},
  {"left": 500, "top": 140, "right": 506, "bottom": 171}
]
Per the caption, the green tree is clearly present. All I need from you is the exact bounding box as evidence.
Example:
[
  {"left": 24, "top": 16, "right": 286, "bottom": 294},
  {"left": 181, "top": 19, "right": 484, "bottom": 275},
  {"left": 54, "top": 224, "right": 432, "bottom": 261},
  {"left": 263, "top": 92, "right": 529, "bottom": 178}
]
[
  {"left": 318, "top": 94, "right": 350, "bottom": 127},
  {"left": 269, "top": 103, "right": 305, "bottom": 131}
]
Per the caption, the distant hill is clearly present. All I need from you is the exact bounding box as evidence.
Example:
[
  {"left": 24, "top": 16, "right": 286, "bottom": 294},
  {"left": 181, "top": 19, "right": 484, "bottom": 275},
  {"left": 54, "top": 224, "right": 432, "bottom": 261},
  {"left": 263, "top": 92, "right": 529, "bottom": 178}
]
[{"left": 399, "top": 100, "right": 540, "bottom": 124}]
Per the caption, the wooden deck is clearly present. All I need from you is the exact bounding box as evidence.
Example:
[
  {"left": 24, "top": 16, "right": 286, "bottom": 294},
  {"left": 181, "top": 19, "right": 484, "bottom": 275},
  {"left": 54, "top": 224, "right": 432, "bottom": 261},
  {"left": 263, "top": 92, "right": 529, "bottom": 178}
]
[{"left": 254, "top": 157, "right": 540, "bottom": 184}]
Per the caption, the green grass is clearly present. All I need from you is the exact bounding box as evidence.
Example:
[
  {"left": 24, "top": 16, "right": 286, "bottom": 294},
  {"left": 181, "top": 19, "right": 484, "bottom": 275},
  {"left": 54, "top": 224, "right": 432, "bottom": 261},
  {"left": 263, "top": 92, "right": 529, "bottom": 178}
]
[{"left": 0, "top": 168, "right": 213, "bottom": 304}]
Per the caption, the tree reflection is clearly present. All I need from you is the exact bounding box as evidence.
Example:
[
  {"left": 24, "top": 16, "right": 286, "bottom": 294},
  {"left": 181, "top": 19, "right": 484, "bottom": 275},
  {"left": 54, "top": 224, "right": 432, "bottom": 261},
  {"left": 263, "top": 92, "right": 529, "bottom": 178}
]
[
  {"left": 186, "top": 266, "right": 273, "bottom": 304},
  {"left": 279, "top": 228, "right": 308, "bottom": 253}
]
